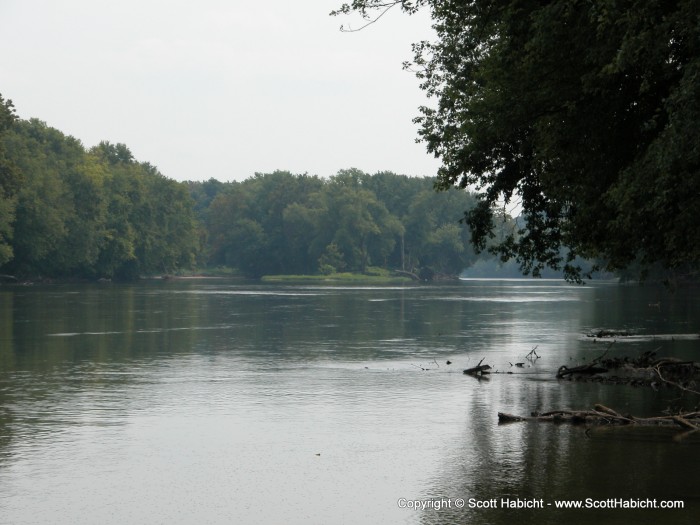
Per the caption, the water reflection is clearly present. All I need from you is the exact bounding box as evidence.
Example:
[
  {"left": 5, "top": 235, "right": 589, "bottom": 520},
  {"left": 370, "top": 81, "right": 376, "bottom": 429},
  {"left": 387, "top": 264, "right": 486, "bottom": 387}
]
[{"left": 0, "top": 280, "right": 699, "bottom": 524}]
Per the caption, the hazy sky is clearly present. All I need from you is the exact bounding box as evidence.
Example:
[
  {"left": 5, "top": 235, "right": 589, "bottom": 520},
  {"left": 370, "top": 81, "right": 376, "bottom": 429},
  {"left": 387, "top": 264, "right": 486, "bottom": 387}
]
[{"left": 0, "top": 0, "right": 441, "bottom": 182}]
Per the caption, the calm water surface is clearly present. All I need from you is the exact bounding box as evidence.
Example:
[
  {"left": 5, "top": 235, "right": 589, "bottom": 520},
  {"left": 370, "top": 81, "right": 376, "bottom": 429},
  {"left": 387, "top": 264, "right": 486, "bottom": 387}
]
[{"left": 1, "top": 279, "right": 699, "bottom": 524}]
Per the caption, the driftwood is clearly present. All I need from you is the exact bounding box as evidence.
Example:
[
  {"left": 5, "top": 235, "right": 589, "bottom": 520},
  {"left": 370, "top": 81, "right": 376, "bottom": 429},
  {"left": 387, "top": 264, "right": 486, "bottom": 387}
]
[
  {"left": 498, "top": 404, "right": 700, "bottom": 431},
  {"left": 653, "top": 360, "right": 700, "bottom": 395},
  {"left": 525, "top": 345, "right": 540, "bottom": 361},
  {"left": 557, "top": 345, "right": 612, "bottom": 378},
  {"left": 464, "top": 357, "right": 491, "bottom": 376},
  {"left": 557, "top": 363, "right": 607, "bottom": 378},
  {"left": 558, "top": 348, "right": 700, "bottom": 394},
  {"left": 411, "top": 358, "right": 441, "bottom": 371},
  {"left": 586, "top": 329, "right": 633, "bottom": 338},
  {"left": 464, "top": 365, "right": 492, "bottom": 375}
]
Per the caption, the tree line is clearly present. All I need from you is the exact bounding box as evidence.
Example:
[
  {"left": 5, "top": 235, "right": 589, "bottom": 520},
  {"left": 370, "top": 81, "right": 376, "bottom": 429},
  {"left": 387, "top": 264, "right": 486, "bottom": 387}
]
[
  {"left": 2, "top": 96, "right": 513, "bottom": 281},
  {"left": 0, "top": 99, "right": 199, "bottom": 280},
  {"left": 333, "top": 1, "right": 700, "bottom": 282},
  {"left": 5, "top": 0, "right": 697, "bottom": 282},
  {"left": 187, "top": 169, "right": 487, "bottom": 278}
]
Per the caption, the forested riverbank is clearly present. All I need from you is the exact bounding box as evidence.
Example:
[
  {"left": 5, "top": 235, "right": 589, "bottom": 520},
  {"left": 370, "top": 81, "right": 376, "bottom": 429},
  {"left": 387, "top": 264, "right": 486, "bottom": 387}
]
[
  {"left": 0, "top": 111, "right": 199, "bottom": 280},
  {"left": 2, "top": 97, "right": 575, "bottom": 282}
]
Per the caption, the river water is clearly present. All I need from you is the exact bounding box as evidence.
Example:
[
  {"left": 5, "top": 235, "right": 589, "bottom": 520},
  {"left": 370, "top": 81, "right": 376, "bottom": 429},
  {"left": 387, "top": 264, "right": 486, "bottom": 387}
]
[{"left": 0, "top": 279, "right": 698, "bottom": 524}]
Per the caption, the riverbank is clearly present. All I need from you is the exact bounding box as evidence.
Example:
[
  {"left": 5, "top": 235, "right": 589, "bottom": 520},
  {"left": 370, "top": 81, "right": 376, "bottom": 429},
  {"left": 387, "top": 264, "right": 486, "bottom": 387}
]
[
  {"left": 0, "top": 270, "right": 414, "bottom": 286},
  {"left": 260, "top": 272, "right": 414, "bottom": 285}
]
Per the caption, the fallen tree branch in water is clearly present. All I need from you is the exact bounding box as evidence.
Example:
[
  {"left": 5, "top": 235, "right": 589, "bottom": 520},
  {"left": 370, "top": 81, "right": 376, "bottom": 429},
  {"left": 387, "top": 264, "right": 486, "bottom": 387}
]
[
  {"left": 411, "top": 358, "right": 441, "bottom": 371},
  {"left": 557, "top": 343, "right": 616, "bottom": 378},
  {"left": 464, "top": 357, "right": 491, "bottom": 376},
  {"left": 557, "top": 349, "right": 700, "bottom": 394},
  {"left": 525, "top": 345, "right": 540, "bottom": 361},
  {"left": 653, "top": 361, "right": 700, "bottom": 396},
  {"left": 498, "top": 404, "right": 700, "bottom": 430},
  {"left": 671, "top": 415, "right": 699, "bottom": 431},
  {"left": 586, "top": 329, "right": 633, "bottom": 338},
  {"left": 556, "top": 363, "right": 608, "bottom": 378}
]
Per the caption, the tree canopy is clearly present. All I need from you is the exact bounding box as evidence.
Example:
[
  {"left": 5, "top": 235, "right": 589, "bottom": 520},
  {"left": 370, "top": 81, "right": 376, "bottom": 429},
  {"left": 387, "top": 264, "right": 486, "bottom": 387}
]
[
  {"left": 195, "top": 169, "right": 481, "bottom": 278},
  {"left": 0, "top": 115, "right": 200, "bottom": 279},
  {"left": 0, "top": 95, "right": 22, "bottom": 267},
  {"left": 0, "top": 92, "right": 604, "bottom": 282},
  {"left": 333, "top": 1, "right": 700, "bottom": 281},
  {"left": 0, "top": 96, "right": 508, "bottom": 282}
]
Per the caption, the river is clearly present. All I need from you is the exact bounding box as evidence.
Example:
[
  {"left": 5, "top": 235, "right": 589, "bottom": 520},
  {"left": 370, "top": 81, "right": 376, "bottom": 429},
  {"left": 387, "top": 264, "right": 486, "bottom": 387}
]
[{"left": 0, "top": 279, "right": 698, "bottom": 524}]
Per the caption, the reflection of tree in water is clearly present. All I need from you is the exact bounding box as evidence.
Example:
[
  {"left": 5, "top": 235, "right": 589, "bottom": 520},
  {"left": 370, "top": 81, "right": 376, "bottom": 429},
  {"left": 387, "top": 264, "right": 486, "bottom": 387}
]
[
  {"left": 0, "top": 387, "right": 14, "bottom": 465},
  {"left": 227, "top": 285, "right": 482, "bottom": 363},
  {"left": 418, "top": 378, "right": 567, "bottom": 524},
  {"left": 421, "top": 375, "right": 700, "bottom": 525},
  {"left": 0, "top": 283, "right": 206, "bottom": 465}
]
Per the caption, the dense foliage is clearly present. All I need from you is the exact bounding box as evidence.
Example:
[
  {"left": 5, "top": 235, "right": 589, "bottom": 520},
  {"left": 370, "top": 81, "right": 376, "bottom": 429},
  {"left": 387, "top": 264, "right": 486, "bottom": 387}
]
[
  {"left": 0, "top": 101, "right": 493, "bottom": 280},
  {"left": 333, "top": 1, "right": 700, "bottom": 281},
  {"left": 0, "top": 115, "right": 199, "bottom": 279},
  {"left": 188, "top": 169, "right": 482, "bottom": 278},
  {"left": 0, "top": 95, "right": 21, "bottom": 267}
]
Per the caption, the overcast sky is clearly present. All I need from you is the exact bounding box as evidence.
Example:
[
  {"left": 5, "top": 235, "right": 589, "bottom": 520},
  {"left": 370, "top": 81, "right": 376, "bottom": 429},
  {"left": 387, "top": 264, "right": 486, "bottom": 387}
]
[{"left": 0, "top": 0, "right": 440, "bottom": 182}]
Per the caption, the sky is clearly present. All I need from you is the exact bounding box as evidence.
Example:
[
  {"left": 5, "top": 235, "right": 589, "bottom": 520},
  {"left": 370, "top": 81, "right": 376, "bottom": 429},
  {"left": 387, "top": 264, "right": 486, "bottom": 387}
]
[{"left": 0, "top": 0, "right": 441, "bottom": 182}]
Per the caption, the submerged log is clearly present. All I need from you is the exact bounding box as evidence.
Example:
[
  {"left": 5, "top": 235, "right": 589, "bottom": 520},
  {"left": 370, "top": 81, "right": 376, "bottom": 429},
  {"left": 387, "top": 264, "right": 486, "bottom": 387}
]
[
  {"left": 593, "top": 404, "right": 625, "bottom": 418},
  {"left": 464, "top": 357, "right": 491, "bottom": 376},
  {"left": 671, "top": 416, "right": 699, "bottom": 431},
  {"left": 586, "top": 329, "right": 633, "bottom": 338},
  {"left": 558, "top": 349, "right": 700, "bottom": 394},
  {"left": 557, "top": 364, "right": 608, "bottom": 378},
  {"left": 498, "top": 405, "right": 700, "bottom": 430},
  {"left": 498, "top": 412, "right": 527, "bottom": 423},
  {"left": 463, "top": 364, "right": 492, "bottom": 376}
]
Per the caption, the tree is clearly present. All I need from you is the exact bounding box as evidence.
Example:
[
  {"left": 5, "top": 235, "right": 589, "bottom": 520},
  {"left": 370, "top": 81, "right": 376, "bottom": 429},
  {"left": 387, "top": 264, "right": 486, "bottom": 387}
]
[
  {"left": 404, "top": 187, "right": 477, "bottom": 274},
  {"left": 0, "top": 94, "right": 21, "bottom": 267},
  {"left": 94, "top": 152, "right": 141, "bottom": 279},
  {"left": 240, "top": 171, "right": 325, "bottom": 275},
  {"left": 135, "top": 165, "right": 200, "bottom": 274},
  {"left": 206, "top": 183, "right": 248, "bottom": 267},
  {"left": 326, "top": 172, "right": 404, "bottom": 273},
  {"left": 198, "top": 169, "right": 484, "bottom": 277},
  {"left": 282, "top": 202, "right": 323, "bottom": 274},
  {"left": 92, "top": 144, "right": 199, "bottom": 278},
  {"left": 333, "top": 1, "right": 700, "bottom": 281},
  {"left": 61, "top": 155, "right": 109, "bottom": 275},
  {"left": 0, "top": 110, "right": 200, "bottom": 279},
  {"left": 206, "top": 183, "right": 271, "bottom": 277},
  {"left": 185, "top": 178, "right": 226, "bottom": 219},
  {"left": 3, "top": 119, "right": 98, "bottom": 276},
  {"left": 318, "top": 242, "right": 346, "bottom": 274}
]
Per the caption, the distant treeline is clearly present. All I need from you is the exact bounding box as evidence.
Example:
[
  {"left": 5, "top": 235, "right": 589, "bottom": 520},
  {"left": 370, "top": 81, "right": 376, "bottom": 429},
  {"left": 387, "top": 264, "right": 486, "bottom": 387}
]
[
  {"left": 0, "top": 115, "right": 199, "bottom": 280},
  {"left": 0, "top": 114, "right": 494, "bottom": 280},
  {"left": 0, "top": 101, "right": 584, "bottom": 281},
  {"left": 186, "top": 170, "right": 487, "bottom": 278}
]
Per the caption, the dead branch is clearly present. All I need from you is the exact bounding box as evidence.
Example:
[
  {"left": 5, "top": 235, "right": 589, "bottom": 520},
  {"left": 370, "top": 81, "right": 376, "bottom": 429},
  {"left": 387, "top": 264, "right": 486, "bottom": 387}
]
[
  {"left": 592, "top": 342, "right": 615, "bottom": 363},
  {"left": 525, "top": 345, "right": 540, "bottom": 361},
  {"left": 557, "top": 363, "right": 607, "bottom": 378},
  {"left": 671, "top": 416, "right": 699, "bottom": 431},
  {"left": 464, "top": 357, "right": 491, "bottom": 376},
  {"left": 653, "top": 363, "right": 700, "bottom": 396},
  {"left": 335, "top": 2, "right": 400, "bottom": 32},
  {"left": 464, "top": 365, "right": 491, "bottom": 376},
  {"left": 499, "top": 405, "right": 700, "bottom": 430}
]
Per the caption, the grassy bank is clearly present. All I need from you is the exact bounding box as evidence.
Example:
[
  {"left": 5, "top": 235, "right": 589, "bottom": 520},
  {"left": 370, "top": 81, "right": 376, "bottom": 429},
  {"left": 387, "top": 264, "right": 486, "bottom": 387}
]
[{"left": 261, "top": 269, "right": 414, "bottom": 285}]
